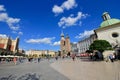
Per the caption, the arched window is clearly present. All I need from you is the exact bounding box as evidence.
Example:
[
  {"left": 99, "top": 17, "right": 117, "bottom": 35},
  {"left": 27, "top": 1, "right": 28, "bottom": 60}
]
[{"left": 64, "top": 41, "right": 65, "bottom": 45}]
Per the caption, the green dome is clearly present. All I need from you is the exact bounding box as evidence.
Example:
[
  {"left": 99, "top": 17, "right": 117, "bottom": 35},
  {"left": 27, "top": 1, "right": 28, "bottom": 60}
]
[{"left": 100, "top": 18, "right": 120, "bottom": 28}]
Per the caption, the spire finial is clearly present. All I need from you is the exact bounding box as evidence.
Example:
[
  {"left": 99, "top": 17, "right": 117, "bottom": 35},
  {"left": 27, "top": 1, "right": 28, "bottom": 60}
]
[
  {"left": 102, "top": 12, "right": 111, "bottom": 21},
  {"left": 61, "top": 29, "right": 64, "bottom": 37},
  {"left": 66, "top": 33, "right": 69, "bottom": 38}
]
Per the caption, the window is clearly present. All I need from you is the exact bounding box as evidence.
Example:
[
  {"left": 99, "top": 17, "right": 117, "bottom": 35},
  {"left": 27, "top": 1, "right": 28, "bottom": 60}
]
[
  {"left": 112, "top": 32, "right": 119, "bottom": 38},
  {"left": 64, "top": 41, "right": 65, "bottom": 46}
]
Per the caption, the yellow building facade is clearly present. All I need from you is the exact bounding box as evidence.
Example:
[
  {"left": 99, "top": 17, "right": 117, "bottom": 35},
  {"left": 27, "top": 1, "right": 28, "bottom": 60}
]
[{"left": 26, "top": 50, "right": 56, "bottom": 58}]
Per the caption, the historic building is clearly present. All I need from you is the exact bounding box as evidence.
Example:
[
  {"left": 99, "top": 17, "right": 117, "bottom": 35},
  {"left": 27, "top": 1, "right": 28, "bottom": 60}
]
[
  {"left": 77, "top": 34, "right": 96, "bottom": 53},
  {"left": 95, "top": 12, "right": 120, "bottom": 48},
  {"left": 77, "top": 12, "right": 120, "bottom": 53},
  {"left": 60, "top": 32, "right": 71, "bottom": 56},
  {"left": 71, "top": 43, "right": 78, "bottom": 53},
  {"left": 0, "top": 36, "right": 19, "bottom": 53},
  {"left": 26, "top": 50, "right": 56, "bottom": 57}
]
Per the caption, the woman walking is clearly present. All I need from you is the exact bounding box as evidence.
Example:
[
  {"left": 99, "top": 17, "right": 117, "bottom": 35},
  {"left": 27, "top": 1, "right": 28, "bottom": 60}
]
[{"left": 13, "top": 57, "right": 17, "bottom": 65}]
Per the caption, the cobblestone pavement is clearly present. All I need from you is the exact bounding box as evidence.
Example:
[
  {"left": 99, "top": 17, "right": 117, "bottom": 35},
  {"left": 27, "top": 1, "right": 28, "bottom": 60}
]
[
  {"left": 1, "top": 58, "right": 120, "bottom": 80},
  {"left": 51, "top": 58, "right": 120, "bottom": 80},
  {"left": 0, "top": 59, "right": 69, "bottom": 80}
]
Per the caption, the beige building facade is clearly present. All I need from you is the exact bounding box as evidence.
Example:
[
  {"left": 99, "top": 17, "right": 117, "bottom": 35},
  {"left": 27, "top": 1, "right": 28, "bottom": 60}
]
[{"left": 26, "top": 50, "right": 56, "bottom": 57}]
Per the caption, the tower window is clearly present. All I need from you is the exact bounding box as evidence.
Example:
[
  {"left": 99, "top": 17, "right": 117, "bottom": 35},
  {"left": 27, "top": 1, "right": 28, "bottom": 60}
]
[
  {"left": 64, "top": 41, "right": 65, "bottom": 45},
  {"left": 112, "top": 32, "right": 119, "bottom": 38}
]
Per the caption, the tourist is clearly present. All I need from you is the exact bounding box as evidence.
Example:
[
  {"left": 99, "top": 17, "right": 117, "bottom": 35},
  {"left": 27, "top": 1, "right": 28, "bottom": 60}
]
[
  {"left": 13, "top": 57, "right": 17, "bottom": 65},
  {"left": 38, "top": 57, "right": 41, "bottom": 63},
  {"left": 109, "top": 54, "right": 114, "bottom": 62},
  {"left": 71, "top": 54, "right": 76, "bottom": 61},
  {"left": 62, "top": 56, "right": 64, "bottom": 59},
  {"left": 55, "top": 56, "right": 58, "bottom": 60},
  {"left": 113, "top": 53, "right": 116, "bottom": 60}
]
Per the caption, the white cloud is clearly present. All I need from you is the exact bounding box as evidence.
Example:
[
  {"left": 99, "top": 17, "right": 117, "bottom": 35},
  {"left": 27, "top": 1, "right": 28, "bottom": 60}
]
[
  {"left": 61, "top": 0, "right": 77, "bottom": 10},
  {"left": 52, "top": 5, "right": 63, "bottom": 14},
  {"left": 52, "top": 0, "right": 77, "bottom": 15},
  {"left": 18, "top": 32, "right": 23, "bottom": 35},
  {"left": 26, "top": 37, "right": 55, "bottom": 44},
  {"left": 7, "top": 17, "right": 20, "bottom": 24},
  {"left": 12, "top": 31, "right": 23, "bottom": 35},
  {"left": 75, "top": 30, "right": 94, "bottom": 39},
  {"left": 0, "top": 5, "right": 21, "bottom": 31},
  {"left": 12, "top": 31, "right": 17, "bottom": 34},
  {"left": 73, "top": 42, "right": 77, "bottom": 44},
  {"left": 0, "top": 5, "right": 6, "bottom": 11},
  {"left": 53, "top": 41, "right": 60, "bottom": 46},
  {"left": 9, "top": 25, "right": 20, "bottom": 31},
  {"left": 0, "top": 13, "right": 8, "bottom": 21},
  {"left": 0, "top": 34, "right": 7, "bottom": 38},
  {"left": 58, "top": 12, "right": 88, "bottom": 28}
]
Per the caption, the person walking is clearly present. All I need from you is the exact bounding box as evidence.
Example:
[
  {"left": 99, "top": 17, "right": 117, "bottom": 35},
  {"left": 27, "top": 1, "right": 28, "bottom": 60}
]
[
  {"left": 71, "top": 54, "right": 76, "bottom": 61},
  {"left": 55, "top": 56, "right": 58, "bottom": 60},
  {"left": 13, "top": 57, "right": 17, "bottom": 65},
  {"left": 38, "top": 57, "right": 41, "bottom": 63},
  {"left": 109, "top": 54, "right": 114, "bottom": 62}
]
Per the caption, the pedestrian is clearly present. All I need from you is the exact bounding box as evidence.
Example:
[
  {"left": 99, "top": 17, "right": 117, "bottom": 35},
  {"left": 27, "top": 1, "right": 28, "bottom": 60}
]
[
  {"left": 0, "top": 58, "right": 1, "bottom": 63},
  {"left": 109, "top": 54, "right": 114, "bottom": 62},
  {"left": 62, "top": 56, "right": 64, "bottom": 59},
  {"left": 90, "top": 53, "right": 93, "bottom": 60},
  {"left": 19, "top": 58, "right": 22, "bottom": 63},
  {"left": 13, "top": 57, "right": 17, "bottom": 65},
  {"left": 38, "top": 57, "right": 41, "bottom": 63},
  {"left": 113, "top": 53, "right": 116, "bottom": 60},
  {"left": 28, "top": 58, "right": 31, "bottom": 62},
  {"left": 55, "top": 56, "right": 58, "bottom": 60},
  {"left": 72, "top": 54, "right": 75, "bottom": 61}
]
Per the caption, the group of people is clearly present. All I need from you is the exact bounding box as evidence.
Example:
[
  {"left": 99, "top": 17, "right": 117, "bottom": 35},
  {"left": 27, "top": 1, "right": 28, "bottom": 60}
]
[
  {"left": 0, "top": 57, "right": 25, "bottom": 65},
  {"left": 28, "top": 57, "right": 41, "bottom": 63},
  {"left": 90, "top": 51, "right": 103, "bottom": 61}
]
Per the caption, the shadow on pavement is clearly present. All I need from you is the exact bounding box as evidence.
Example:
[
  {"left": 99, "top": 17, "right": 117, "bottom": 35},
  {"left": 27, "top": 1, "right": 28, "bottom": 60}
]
[
  {"left": 0, "top": 75, "right": 16, "bottom": 80},
  {"left": 0, "top": 73, "right": 41, "bottom": 80}
]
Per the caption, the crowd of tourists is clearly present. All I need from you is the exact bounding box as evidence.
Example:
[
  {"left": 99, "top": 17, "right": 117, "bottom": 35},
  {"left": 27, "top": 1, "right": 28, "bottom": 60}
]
[
  {"left": 0, "top": 57, "right": 26, "bottom": 65},
  {"left": 0, "top": 51, "right": 120, "bottom": 65}
]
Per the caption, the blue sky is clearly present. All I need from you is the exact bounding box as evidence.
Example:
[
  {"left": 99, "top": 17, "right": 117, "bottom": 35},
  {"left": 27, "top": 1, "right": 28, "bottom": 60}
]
[{"left": 0, "top": 0, "right": 120, "bottom": 51}]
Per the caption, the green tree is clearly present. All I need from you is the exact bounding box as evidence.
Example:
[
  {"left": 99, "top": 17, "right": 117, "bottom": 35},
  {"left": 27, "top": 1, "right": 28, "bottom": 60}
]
[
  {"left": 33, "top": 54, "right": 38, "bottom": 58},
  {"left": 14, "top": 52, "right": 26, "bottom": 57},
  {"left": 89, "top": 40, "right": 112, "bottom": 53},
  {"left": 29, "top": 54, "right": 33, "bottom": 58}
]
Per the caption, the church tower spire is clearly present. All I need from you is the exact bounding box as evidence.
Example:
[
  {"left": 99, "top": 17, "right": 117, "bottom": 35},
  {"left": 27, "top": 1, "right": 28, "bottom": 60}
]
[
  {"left": 60, "top": 30, "right": 65, "bottom": 56},
  {"left": 61, "top": 30, "right": 64, "bottom": 37},
  {"left": 60, "top": 30, "right": 65, "bottom": 40},
  {"left": 65, "top": 34, "right": 71, "bottom": 53},
  {"left": 60, "top": 31, "right": 71, "bottom": 56}
]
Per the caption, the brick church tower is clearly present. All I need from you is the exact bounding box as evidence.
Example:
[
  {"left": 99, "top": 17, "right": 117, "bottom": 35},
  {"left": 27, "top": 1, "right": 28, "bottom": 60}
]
[{"left": 60, "top": 31, "right": 71, "bottom": 56}]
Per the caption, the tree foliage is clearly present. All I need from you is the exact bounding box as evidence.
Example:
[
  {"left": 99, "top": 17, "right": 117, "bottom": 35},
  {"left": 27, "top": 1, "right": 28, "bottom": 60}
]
[
  {"left": 89, "top": 40, "right": 112, "bottom": 52},
  {"left": 15, "top": 52, "right": 26, "bottom": 57}
]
